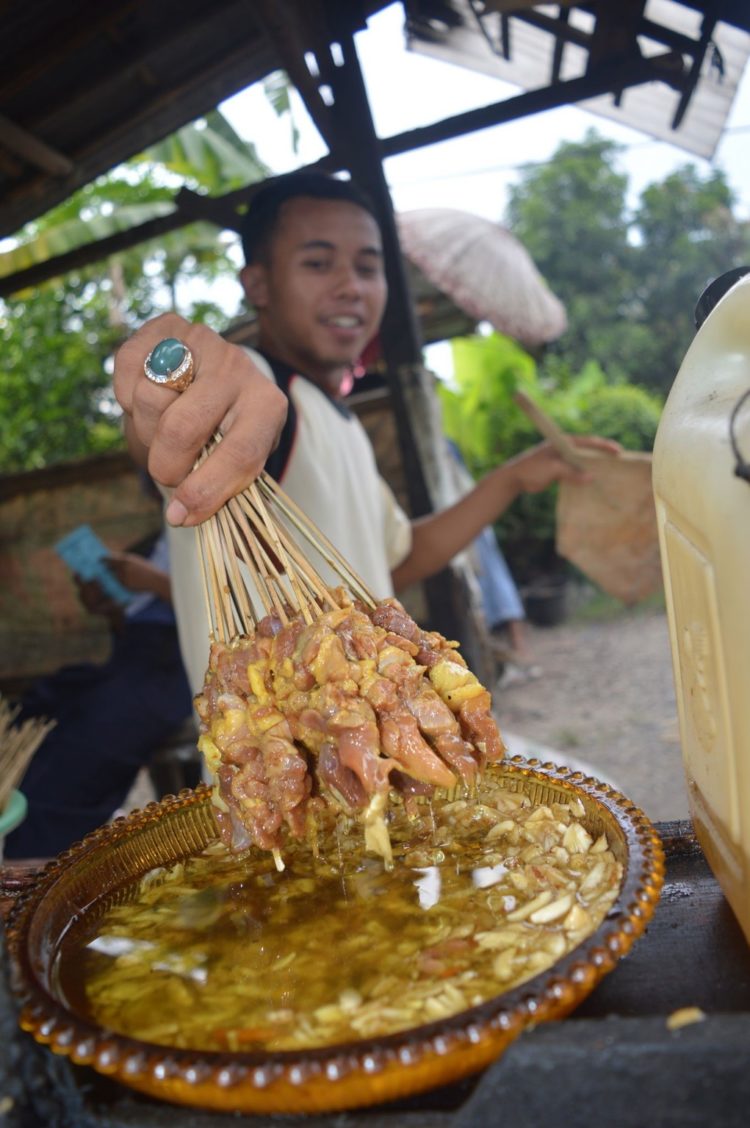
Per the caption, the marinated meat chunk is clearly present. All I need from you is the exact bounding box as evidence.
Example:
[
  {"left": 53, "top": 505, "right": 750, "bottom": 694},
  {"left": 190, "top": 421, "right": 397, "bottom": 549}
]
[
  {"left": 317, "top": 743, "right": 368, "bottom": 810},
  {"left": 327, "top": 706, "right": 392, "bottom": 794},
  {"left": 196, "top": 593, "right": 505, "bottom": 864},
  {"left": 379, "top": 713, "right": 457, "bottom": 788},
  {"left": 458, "top": 691, "right": 506, "bottom": 765}
]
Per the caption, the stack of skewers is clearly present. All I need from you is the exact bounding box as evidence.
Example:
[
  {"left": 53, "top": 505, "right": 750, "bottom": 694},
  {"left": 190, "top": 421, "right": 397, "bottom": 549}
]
[
  {"left": 192, "top": 446, "right": 506, "bottom": 870},
  {"left": 0, "top": 696, "right": 54, "bottom": 854}
]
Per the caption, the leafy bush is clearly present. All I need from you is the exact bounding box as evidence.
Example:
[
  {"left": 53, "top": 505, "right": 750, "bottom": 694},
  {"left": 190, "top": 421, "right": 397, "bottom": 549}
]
[
  {"left": 575, "top": 383, "right": 663, "bottom": 450},
  {"left": 438, "top": 332, "right": 538, "bottom": 477}
]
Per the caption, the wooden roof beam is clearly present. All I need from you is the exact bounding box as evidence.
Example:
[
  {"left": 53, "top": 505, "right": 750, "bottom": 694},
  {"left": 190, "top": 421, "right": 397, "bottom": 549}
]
[
  {"left": 551, "top": 7, "right": 571, "bottom": 85},
  {"left": 0, "top": 113, "right": 73, "bottom": 177},
  {"left": 1, "top": 1, "right": 143, "bottom": 106},
  {"left": 21, "top": 5, "right": 265, "bottom": 147},
  {"left": 637, "top": 16, "right": 701, "bottom": 55},
  {"left": 0, "top": 162, "right": 330, "bottom": 297},
  {"left": 0, "top": 212, "right": 188, "bottom": 297},
  {"left": 510, "top": 8, "right": 591, "bottom": 51},
  {"left": 508, "top": 5, "right": 703, "bottom": 60},
  {"left": 252, "top": 0, "right": 339, "bottom": 155},
  {"left": 0, "top": 32, "right": 279, "bottom": 238},
  {"left": 318, "top": 2, "right": 464, "bottom": 642},
  {"left": 586, "top": 0, "right": 646, "bottom": 71},
  {"left": 672, "top": 11, "right": 718, "bottom": 129},
  {"left": 379, "top": 48, "right": 685, "bottom": 158},
  {"left": 0, "top": 47, "right": 686, "bottom": 296}
]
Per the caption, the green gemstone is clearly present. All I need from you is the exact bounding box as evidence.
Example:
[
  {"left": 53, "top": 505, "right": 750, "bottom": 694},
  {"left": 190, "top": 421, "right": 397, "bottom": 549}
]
[{"left": 148, "top": 337, "right": 186, "bottom": 377}]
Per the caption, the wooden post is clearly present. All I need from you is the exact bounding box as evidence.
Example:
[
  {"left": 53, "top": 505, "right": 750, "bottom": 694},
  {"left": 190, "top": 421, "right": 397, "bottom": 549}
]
[{"left": 318, "top": 8, "right": 464, "bottom": 641}]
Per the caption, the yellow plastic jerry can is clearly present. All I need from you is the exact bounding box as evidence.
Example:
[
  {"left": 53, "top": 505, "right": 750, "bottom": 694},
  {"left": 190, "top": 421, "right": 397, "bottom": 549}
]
[{"left": 653, "top": 266, "right": 750, "bottom": 942}]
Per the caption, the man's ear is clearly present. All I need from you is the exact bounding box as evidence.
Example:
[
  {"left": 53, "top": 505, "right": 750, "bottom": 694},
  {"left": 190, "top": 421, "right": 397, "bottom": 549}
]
[{"left": 240, "top": 263, "right": 268, "bottom": 309}]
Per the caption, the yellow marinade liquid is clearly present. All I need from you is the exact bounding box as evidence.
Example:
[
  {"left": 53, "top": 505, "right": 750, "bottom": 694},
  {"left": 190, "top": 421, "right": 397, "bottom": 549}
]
[{"left": 52, "top": 780, "right": 620, "bottom": 1052}]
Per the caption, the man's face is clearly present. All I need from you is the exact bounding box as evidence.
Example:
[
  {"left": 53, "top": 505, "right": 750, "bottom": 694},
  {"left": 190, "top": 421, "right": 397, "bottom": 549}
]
[{"left": 243, "top": 196, "right": 387, "bottom": 392}]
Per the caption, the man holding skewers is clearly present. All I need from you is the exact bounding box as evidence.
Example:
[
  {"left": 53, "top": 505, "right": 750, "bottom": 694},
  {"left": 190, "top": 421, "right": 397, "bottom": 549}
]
[{"left": 115, "top": 171, "right": 618, "bottom": 692}]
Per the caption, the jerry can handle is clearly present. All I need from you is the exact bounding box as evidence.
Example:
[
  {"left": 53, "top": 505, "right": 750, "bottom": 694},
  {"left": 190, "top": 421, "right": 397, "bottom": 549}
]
[
  {"left": 694, "top": 265, "right": 750, "bottom": 329},
  {"left": 730, "top": 388, "right": 750, "bottom": 485}
]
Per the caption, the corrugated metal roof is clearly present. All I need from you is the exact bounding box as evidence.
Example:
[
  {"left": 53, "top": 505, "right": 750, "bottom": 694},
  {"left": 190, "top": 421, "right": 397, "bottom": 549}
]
[{"left": 406, "top": 0, "right": 750, "bottom": 159}]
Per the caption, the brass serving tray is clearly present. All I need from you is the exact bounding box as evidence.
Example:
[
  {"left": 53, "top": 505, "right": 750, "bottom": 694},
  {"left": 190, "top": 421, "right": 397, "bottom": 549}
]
[{"left": 6, "top": 757, "right": 664, "bottom": 1114}]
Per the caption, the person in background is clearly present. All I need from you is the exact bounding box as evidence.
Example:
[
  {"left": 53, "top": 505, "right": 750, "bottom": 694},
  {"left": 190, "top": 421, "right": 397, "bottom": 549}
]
[
  {"left": 4, "top": 520, "right": 193, "bottom": 859},
  {"left": 114, "top": 171, "right": 619, "bottom": 694},
  {"left": 445, "top": 437, "right": 533, "bottom": 669}
]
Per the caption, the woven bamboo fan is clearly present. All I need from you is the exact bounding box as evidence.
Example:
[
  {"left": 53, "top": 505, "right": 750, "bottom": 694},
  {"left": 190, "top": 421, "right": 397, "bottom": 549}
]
[{"left": 514, "top": 391, "right": 662, "bottom": 604}]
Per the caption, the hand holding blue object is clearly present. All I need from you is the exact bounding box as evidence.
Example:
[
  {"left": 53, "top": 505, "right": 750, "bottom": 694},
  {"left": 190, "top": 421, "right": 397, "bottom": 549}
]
[{"left": 54, "top": 525, "right": 134, "bottom": 607}]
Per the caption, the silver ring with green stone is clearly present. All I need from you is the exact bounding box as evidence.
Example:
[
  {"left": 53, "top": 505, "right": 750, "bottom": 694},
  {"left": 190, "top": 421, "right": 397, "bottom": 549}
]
[{"left": 144, "top": 337, "right": 195, "bottom": 392}]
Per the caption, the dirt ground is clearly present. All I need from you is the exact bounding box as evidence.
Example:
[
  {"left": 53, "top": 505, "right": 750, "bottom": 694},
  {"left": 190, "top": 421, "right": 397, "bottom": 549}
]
[{"left": 493, "top": 598, "right": 689, "bottom": 825}]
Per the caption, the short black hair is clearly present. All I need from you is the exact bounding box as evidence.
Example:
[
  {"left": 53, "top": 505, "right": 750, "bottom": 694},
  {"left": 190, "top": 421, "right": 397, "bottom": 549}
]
[{"left": 239, "top": 171, "right": 380, "bottom": 264}]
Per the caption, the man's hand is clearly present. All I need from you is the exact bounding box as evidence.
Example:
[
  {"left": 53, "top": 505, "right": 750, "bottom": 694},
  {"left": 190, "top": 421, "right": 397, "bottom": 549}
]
[
  {"left": 114, "top": 313, "right": 288, "bottom": 527},
  {"left": 105, "top": 551, "right": 172, "bottom": 604},
  {"left": 503, "top": 436, "right": 622, "bottom": 496}
]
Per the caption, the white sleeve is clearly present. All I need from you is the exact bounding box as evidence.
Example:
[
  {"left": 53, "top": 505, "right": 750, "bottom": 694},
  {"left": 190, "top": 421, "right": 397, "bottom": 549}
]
[{"left": 380, "top": 477, "right": 413, "bottom": 571}]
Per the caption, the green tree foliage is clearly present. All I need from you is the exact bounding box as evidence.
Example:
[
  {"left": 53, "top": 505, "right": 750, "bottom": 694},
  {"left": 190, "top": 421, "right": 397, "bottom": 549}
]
[
  {"left": 577, "top": 383, "right": 662, "bottom": 451},
  {"left": 631, "top": 167, "right": 747, "bottom": 389},
  {"left": 439, "top": 334, "right": 556, "bottom": 576},
  {"left": 263, "top": 72, "right": 301, "bottom": 153},
  {"left": 0, "top": 114, "right": 269, "bottom": 473},
  {"left": 439, "top": 332, "right": 538, "bottom": 476},
  {"left": 0, "top": 182, "right": 236, "bottom": 473},
  {"left": 506, "top": 131, "right": 750, "bottom": 392},
  {"left": 0, "top": 279, "right": 123, "bottom": 471},
  {"left": 134, "top": 110, "right": 267, "bottom": 194},
  {"left": 507, "top": 133, "right": 635, "bottom": 381}
]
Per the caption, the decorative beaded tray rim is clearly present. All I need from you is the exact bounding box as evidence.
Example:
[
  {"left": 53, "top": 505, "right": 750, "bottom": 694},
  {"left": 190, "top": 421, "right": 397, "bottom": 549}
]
[{"left": 6, "top": 757, "right": 665, "bottom": 1115}]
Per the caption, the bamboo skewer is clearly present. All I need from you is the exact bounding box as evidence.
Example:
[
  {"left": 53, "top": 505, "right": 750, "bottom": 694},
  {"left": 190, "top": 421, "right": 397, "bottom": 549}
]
[
  {"left": 193, "top": 442, "right": 376, "bottom": 639},
  {"left": 258, "top": 472, "right": 375, "bottom": 607},
  {"left": 0, "top": 697, "right": 55, "bottom": 813},
  {"left": 225, "top": 499, "right": 288, "bottom": 624},
  {"left": 514, "top": 389, "right": 589, "bottom": 471},
  {"left": 238, "top": 488, "right": 338, "bottom": 614},
  {"left": 189, "top": 439, "right": 507, "bottom": 875},
  {"left": 244, "top": 483, "right": 316, "bottom": 623}
]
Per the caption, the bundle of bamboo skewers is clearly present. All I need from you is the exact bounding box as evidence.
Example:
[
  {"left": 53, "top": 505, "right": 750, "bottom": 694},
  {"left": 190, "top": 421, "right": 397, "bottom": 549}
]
[
  {"left": 192, "top": 436, "right": 506, "bottom": 867},
  {"left": 195, "top": 434, "right": 376, "bottom": 637},
  {"left": 0, "top": 696, "right": 54, "bottom": 815}
]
